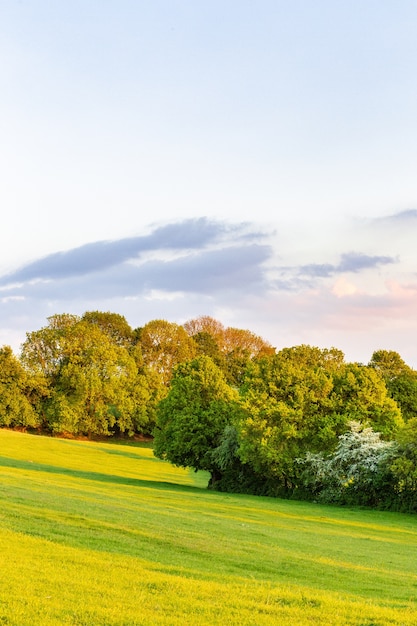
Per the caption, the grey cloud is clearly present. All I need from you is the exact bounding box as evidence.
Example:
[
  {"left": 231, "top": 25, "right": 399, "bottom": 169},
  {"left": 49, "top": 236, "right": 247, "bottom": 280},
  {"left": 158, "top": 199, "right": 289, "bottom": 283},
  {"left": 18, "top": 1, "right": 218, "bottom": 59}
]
[
  {"left": 300, "top": 252, "right": 394, "bottom": 278},
  {"left": 337, "top": 252, "right": 395, "bottom": 273},
  {"left": 299, "top": 263, "right": 335, "bottom": 278},
  {"left": 274, "top": 252, "right": 396, "bottom": 291},
  {"left": 378, "top": 209, "right": 417, "bottom": 223},
  {"left": 144, "top": 244, "right": 271, "bottom": 293},
  {"left": 0, "top": 218, "right": 246, "bottom": 285},
  {"left": 0, "top": 243, "right": 272, "bottom": 303}
]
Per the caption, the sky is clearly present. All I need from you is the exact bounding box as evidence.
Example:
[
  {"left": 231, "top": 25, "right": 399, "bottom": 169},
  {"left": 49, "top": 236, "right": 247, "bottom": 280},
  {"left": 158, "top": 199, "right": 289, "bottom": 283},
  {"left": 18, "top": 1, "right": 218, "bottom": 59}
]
[{"left": 1, "top": 1, "right": 417, "bottom": 366}]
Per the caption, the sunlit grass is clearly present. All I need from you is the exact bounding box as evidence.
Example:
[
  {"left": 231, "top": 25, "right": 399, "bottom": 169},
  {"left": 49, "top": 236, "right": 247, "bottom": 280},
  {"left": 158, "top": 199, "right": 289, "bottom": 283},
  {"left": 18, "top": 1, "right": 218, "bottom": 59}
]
[{"left": 0, "top": 429, "right": 416, "bottom": 624}]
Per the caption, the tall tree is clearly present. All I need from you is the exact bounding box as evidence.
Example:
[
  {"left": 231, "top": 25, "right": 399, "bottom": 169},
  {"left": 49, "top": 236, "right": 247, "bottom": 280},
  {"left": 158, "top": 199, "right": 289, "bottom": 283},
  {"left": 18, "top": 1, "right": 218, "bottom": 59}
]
[
  {"left": 183, "top": 316, "right": 225, "bottom": 345},
  {"left": 137, "top": 319, "right": 196, "bottom": 386},
  {"left": 238, "top": 346, "right": 340, "bottom": 490},
  {"left": 0, "top": 346, "right": 39, "bottom": 428},
  {"left": 82, "top": 311, "right": 134, "bottom": 347},
  {"left": 191, "top": 331, "right": 226, "bottom": 371},
  {"left": 223, "top": 326, "right": 275, "bottom": 359},
  {"left": 21, "top": 314, "right": 154, "bottom": 436},
  {"left": 390, "top": 418, "right": 417, "bottom": 510},
  {"left": 369, "top": 350, "right": 417, "bottom": 421},
  {"left": 185, "top": 316, "right": 275, "bottom": 386},
  {"left": 21, "top": 313, "right": 79, "bottom": 379},
  {"left": 153, "top": 356, "right": 241, "bottom": 484},
  {"left": 331, "top": 363, "right": 403, "bottom": 437}
]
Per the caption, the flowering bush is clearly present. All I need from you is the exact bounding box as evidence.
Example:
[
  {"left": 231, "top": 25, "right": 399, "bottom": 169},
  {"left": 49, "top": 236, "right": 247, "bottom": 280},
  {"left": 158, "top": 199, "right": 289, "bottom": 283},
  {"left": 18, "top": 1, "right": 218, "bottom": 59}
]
[{"left": 298, "top": 421, "right": 396, "bottom": 506}]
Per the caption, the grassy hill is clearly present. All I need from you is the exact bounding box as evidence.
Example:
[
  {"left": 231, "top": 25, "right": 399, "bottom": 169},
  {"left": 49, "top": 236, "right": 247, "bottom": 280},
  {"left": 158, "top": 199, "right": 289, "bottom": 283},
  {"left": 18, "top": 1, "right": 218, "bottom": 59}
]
[{"left": 0, "top": 429, "right": 416, "bottom": 625}]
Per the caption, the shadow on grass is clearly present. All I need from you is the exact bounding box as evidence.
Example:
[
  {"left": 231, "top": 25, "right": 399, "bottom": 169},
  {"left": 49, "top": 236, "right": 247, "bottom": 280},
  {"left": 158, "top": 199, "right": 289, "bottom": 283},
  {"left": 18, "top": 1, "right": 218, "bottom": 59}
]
[
  {"left": 0, "top": 455, "right": 209, "bottom": 494},
  {"left": 56, "top": 438, "right": 159, "bottom": 462}
]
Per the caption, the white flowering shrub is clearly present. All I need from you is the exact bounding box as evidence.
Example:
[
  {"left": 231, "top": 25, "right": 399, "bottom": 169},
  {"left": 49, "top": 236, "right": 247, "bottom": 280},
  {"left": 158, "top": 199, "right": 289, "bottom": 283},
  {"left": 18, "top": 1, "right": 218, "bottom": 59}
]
[{"left": 298, "top": 421, "right": 396, "bottom": 505}]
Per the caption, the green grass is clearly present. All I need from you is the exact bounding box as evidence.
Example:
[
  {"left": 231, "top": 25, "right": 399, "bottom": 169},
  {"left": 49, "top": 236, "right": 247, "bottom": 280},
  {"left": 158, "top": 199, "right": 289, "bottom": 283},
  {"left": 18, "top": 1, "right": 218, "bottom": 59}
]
[{"left": 0, "top": 430, "right": 416, "bottom": 624}]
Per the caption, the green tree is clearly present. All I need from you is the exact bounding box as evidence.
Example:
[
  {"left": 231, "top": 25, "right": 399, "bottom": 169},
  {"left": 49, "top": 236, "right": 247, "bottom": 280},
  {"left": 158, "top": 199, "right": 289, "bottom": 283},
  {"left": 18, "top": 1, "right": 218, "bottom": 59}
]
[
  {"left": 137, "top": 319, "right": 196, "bottom": 386},
  {"left": 184, "top": 316, "right": 275, "bottom": 386},
  {"left": 191, "top": 331, "right": 225, "bottom": 369},
  {"left": 153, "top": 356, "right": 241, "bottom": 484},
  {"left": 331, "top": 363, "right": 403, "bottom": 437},
  {"left": 237, "top": 348, "right": 402, "bottom": 495},
  {"left": 21, "top": 313, "right": 79, "bottom": 379},
  {"left": 21, "top": 314, "right": 155, "bottom": 436},
  {"left": 45, "top": 322, "right": 140, "bottom": 435},
  {"left": 82, "top": 311, "right": 134, "bottom": 347},
  {"left": 389, "top": 418, "right": 417, "bottom": 511},
  {"left": 369, "top": 350, "right": 417, "bottom": 421},
  {"left": 0, "top": 346, "right": 39, "bottom": 428},
  {"left": 238, "top": 346, "right": 341, "bottom": 491}
]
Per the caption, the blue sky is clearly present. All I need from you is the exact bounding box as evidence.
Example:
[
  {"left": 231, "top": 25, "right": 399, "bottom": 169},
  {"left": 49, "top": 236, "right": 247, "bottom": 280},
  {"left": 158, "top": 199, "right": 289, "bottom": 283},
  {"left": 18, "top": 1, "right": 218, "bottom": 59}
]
[{"left": 1, "top": 1, "right": 417, "bottom": 366}]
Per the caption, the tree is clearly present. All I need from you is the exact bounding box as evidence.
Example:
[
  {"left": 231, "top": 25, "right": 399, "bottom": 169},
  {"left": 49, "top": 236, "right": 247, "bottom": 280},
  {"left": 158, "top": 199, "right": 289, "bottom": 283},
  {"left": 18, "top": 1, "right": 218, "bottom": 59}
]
[
  {"left": 389, "top": 418, "right": 417, "bottom": 511},
  {"left": 331, "top": 363, "right": 403, "bottom": 437},
  {"left": 45, "top": 322, "right": 140, "bottom": 435},
  {"left": 137, "top": 319, "right": 196, "bottom": 386},
  {"left": 0, "top": 346, "right": 39, "bottom": 428},
  {"left": 237, "top": 346, "right": 340, "bottom": 490},
  {"left": 184, "top": 316, "right": 275, "bottom": 385},
  {"left": 81, "top": 311, "right": 134, "bottom": 347},
  {"left": 20, "top": 313, "right": 79, "bottom": 379},
  {"left": 223, "top": 326, "right": 275, "bottom": 359},
  {"left": 153, "top": 356, "right": 241, "bottom": 484},
  {"left": 183, "top": 316, "right": 225, "bottom": 346},
  {"left": 184, "top": 316, "right": 274, "bottom": 358},
  {"left": 369, "top": 350, "right": 417, "bottom": 421},
  {"left": 21, "top": 314, "right": 154, "bottom": 436}
]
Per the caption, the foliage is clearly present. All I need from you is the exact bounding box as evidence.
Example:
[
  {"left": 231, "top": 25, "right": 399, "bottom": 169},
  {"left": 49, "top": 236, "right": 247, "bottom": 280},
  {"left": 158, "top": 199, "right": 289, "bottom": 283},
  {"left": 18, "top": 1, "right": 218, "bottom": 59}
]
[
  {"left": 81, "top": 310, "right": 134, "bottom": 347},
  {"left": 370, "top": 349, "right": 417, "bottom": 421},
  {"left": 191, "top": 330, "right": 227, "bottom": 371},
  {"left": 331, "top": 362, "right": 403, "bottom": 437},
  {"left": 184, "top": 315, "right": 274, "bottom": 385},
  {"left": 21, "top": 314, "right": 158, "bottom": 436},
  {"left": 0, "top": 346, "right": 39, "bottom": 428},
  {"left": 237, "top": 346, "right": 345, "bottom": 490},
  {"left": 137, "top": 319, "right": 196, "bottom": 386},
  {"left": 183, "top": 315, "right": 226, "bottom": 345},
  {"left": 298, "top": 422, "right": 396, "bottom": 506},
  {"left": 153, "top": 356, "right": 241, "bottom": 481},
  {"left": 389, "top": 418, "right": 417, "bottom": 511},
  {"left": 1, "top": 309, "right": 416, "bottom": 510}
]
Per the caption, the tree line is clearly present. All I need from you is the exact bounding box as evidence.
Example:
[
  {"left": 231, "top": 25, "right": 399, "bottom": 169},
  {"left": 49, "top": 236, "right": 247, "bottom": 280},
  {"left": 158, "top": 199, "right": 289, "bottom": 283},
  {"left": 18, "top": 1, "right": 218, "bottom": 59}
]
[
  {"left": 2, "top": 311, "right": 417, "bottom": 511},
  {"left": 0, "top": 312, "right": 273, "bottom": 436},
  {"left": 153, "top": 344, "right": 417, "bottom": 511}
]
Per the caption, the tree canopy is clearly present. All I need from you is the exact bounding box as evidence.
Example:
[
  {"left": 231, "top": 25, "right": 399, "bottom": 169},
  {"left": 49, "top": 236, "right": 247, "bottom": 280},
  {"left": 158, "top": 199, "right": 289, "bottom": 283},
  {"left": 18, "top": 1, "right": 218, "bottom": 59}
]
[
  {"left": 0, "top": 309, "right": 416, "bottom": 511},
  {"left": 153, "top": 356, "right": 241, "bottom": 482}
]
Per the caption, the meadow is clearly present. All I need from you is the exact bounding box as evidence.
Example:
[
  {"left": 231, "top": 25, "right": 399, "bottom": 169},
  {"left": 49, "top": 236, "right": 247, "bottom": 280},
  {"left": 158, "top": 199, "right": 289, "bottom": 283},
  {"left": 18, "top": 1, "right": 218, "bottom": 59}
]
[{"left": 0, "top": 430, "right": 416, "bottom": 625}]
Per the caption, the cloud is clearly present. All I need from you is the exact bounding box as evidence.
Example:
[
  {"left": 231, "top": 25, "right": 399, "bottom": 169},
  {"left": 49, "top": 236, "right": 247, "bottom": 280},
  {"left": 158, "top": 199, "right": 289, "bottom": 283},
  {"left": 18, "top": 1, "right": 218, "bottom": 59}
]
[
  {"left": 337, "top": 252, "right": 395, "bottom": 273},
  {"left": 0, "top": 217, "right": 415, "bottom": 368},
  {"left": 376, "top": 209, "right": 417, "bottom": 224},
  {"left": 298, "top": 263, "right": 335, "bottom": 279},
  {"left": 276, "top": 252, "right": 396, "bottom": 286},
  {"left": 0, "top": 219, "right": 272, "bottom": 306},
  {"left": 0, "top": 218, "right": 250, "bottom": 285},
  {"left": 3, "top": 244, "right": 271, "bottom": 302},
  {"left": 301, "top": 252, "right": 395, "bottom": 278}
]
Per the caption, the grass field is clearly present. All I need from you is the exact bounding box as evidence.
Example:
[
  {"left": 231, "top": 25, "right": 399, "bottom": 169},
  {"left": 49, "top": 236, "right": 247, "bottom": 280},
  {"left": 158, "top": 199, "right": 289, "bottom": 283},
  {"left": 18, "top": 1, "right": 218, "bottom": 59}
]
[{"left": 0, "top": 430, "right": 416, "bottom": 625}]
